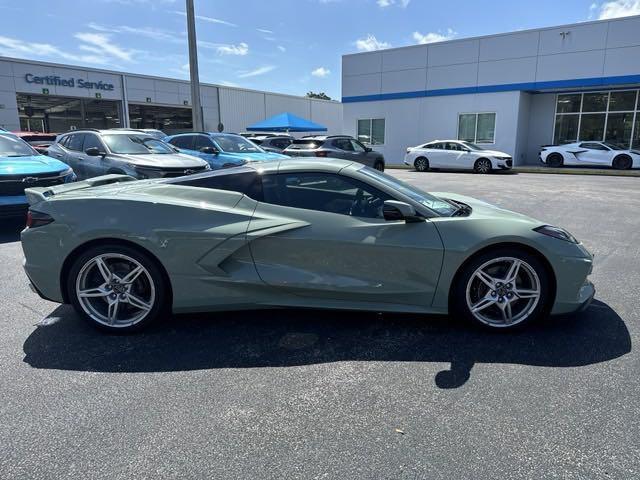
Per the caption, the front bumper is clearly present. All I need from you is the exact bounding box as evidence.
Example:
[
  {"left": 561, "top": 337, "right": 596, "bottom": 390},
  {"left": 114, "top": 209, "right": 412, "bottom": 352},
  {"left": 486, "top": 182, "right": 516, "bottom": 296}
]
[{"left": 0, "top": 195, "right": 28, "bottom": 218}]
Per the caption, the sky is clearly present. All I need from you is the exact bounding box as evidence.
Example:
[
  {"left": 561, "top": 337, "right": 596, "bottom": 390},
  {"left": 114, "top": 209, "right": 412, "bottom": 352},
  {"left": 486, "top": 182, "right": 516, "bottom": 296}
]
[{"left": 0, "top": 0, "right": 639, "bottom": 100}]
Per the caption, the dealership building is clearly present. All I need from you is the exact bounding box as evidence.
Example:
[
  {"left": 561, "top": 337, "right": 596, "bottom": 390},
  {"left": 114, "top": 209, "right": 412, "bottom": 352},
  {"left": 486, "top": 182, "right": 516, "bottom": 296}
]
[
  {"left": 0, "top": 57, "right": 342, "bottom": 136},
  {"left": 342, "top": 15, "right": 640, "bottom": 165}
]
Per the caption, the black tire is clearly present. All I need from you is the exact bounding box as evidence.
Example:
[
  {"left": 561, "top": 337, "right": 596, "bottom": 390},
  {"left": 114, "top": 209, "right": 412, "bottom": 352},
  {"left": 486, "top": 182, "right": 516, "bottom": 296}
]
[
  {"left": 373, "top": 160, "right": 385, "bottom": 172},
  {"left": 67, "top": 244, "right": 168, "bottom": 333},
  {"left": 612, "top": 154, "right": 632, "bottom": 170},
  {"left": 414, "top": 157, "right": 429, "bottom": 172},
  {"left": 451, "top": 247, "right": 552, "bottom": 331},
  {"left": 473, "top": 158, "right": 492, "bottom": 174},
  {"left": 546, "top": 153, "right": 564, "bottom": 168}
]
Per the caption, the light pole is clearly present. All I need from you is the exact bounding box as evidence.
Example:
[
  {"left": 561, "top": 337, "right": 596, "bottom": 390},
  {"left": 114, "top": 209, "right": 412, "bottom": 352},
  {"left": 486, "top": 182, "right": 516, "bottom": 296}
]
[{"left": 186, "top": 0, "right": 204, "bottom": 131}]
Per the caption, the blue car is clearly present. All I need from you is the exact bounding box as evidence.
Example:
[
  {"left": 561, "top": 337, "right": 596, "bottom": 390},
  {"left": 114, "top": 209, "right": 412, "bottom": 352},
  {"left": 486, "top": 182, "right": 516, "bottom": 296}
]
[
  {"left": 165, "top": 132, "right": 288, "bottom": 169},
  {"left": 0, "top": 132, "right": 76, "bottom": 218}
]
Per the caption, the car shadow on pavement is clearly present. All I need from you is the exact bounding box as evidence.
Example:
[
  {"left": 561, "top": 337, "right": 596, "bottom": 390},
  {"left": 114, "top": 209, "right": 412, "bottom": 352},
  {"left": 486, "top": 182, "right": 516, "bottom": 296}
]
[
  {"left": 0, "top": 218, "right": 24, "bottom": 244},
  {"left": 22, "top": 299, "right": 630, "bottom": 389}
]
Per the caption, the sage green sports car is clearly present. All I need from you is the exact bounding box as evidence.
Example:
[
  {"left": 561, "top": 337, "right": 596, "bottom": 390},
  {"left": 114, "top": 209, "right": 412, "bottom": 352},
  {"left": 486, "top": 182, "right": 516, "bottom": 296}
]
[{"left": 21, "top": 158, "right": 594, "bottom": 333}]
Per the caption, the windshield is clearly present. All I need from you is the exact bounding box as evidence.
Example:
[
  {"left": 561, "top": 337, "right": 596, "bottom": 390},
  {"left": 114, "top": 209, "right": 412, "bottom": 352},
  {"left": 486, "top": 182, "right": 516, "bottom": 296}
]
[
  {"left": 0, "top": 134, "right": 38, "bottom": 157},
  {"left": 102, "top": 134, "right": 176, "bottom": 155},
  {"left": 461, "top": 141, "right": 485, "bottom": 151},
  {"left": 212, "top": 134, "right": 263, "bottom": 153},
  {"left": 358, "top": 166, "right": 458, "bottom": 216},
  {"left": 602, "top": 142, "right": 625, "bottom": 150}
]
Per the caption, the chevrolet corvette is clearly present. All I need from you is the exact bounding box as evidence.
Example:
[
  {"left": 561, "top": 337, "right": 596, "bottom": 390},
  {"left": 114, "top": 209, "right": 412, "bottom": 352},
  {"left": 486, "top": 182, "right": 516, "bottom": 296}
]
[{"left": 21, "top": 159, "right": 594, "bottom": 332}]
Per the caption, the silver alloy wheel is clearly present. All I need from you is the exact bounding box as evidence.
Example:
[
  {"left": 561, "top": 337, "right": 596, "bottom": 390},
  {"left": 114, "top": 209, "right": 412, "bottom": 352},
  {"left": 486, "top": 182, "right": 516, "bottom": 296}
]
[
  {"left": 415, "top": 157, "right": 428, "bottom": 172},
  {"left": 465, "top": 256, "right": 541, "bottom": 328},
  {"left": 475, "top": 158, "right": 491, "bottom": 174},
  {"left": 75, "top": 253, "right": 156, "bottom": 328}
]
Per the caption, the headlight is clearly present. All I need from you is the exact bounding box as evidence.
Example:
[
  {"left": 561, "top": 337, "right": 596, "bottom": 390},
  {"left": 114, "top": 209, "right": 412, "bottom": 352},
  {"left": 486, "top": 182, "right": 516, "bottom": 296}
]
[
  {"left": 204, "top": 163, "right": 212, "bottom": 170},
  {"left": 534, "top": 225, "right": 578, "bottom": 243}
]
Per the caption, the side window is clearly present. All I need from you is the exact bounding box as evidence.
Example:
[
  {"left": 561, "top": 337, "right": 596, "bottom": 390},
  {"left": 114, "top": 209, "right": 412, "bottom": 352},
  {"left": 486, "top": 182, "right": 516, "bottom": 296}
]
[
  {"left": 194, "top": 135, "right": 214, "bottom": 150},
  {"left": 67, "top": 133, "right": 86, "bottom": 152},
  {"left": 83, "top": 134, "right": 105, "bottom": 152},
  {"left": 579, "top": 142, "right": 608, "bottom": 151},
  {"left": 350, "top": 140, "right": 366, "bottom": 153},
  {"left": 261, "top": 172, "right": 391, "bottom": 219},
  {"left": 175, "top": 171, "right": 262, "bottom": 199},
  {"left": 333, "top": 138, "right": 354, "bottom": 151},
  {"left": 59, "top": 135, "right": 70, "bottom": 148},
  {"left": 169, "top": 135, "right": 194, "bottom": 149}
]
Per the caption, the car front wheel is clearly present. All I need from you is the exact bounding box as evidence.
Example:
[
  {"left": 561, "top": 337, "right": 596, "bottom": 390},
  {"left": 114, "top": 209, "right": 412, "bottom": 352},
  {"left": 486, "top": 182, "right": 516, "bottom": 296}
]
[
  {"left": 67, "top": 244, "right": 167, "bottom": 333},
  {"left": 373, "top": 160, "right": 385, "bottom": 171},
  {"left": 414, "top": 157, "right": 429, "bottom": 172},
  {"left": 452, "top": 248, "right": 551, "bottom": 330},
  {"left": 473, "top": 158, "right": 492, "bottom": 174},
  {"left": 612, "top": 155, "right": 632, "bottom": 170}
]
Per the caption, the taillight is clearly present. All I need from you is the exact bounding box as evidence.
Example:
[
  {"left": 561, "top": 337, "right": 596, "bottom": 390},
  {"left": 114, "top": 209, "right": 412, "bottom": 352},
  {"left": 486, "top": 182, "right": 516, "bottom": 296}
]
[
  {"left": 315, "top": 151, "right": 328, "bottom": 157},
  {"left": 26, "top": 210, "right": 54, "bottom": 229}
]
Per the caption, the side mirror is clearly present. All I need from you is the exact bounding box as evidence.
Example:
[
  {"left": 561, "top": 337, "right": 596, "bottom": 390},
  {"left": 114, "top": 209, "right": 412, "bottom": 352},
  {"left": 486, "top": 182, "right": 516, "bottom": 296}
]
[
  {"left": 365, "top": 146, "right": 373, "bottom": 152},
  {"left": 85, "top": 147, "right": 105, "bottom": 157},
  {"left": 383, "top": 200, "right": 424, "bottom": 223},
  {"left": 200, "top": 146, "right": 219, "bottom": 154}
]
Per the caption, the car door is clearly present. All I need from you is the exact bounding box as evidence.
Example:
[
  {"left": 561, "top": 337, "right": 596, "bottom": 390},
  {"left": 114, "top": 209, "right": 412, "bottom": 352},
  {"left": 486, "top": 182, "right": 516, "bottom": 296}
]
[
  {"left": 350, "top": 139, "right": 376, "bottom": 167},
  {"left": 441, "top": 142, "right": 466, "bottom": 169},
  {"left": 330, "top": 138, "right": 355, "bottom": 160},
  {"left": 575, "top": 142, "right": 613, "bottom": 166},
  {"left": 61, "top": 133, "right": 87, "bottom": 179},
  {"left": 426, "top": 142, "right": 447, "bottom": 167},
  {"left": 192, "top": 134, "right": 226, "bottom": 168},
  {"left": 247, "top": 171, "right": 444, "bottom": 308},
  {"left": 78, "top": 133, "right": 108, "bottom": 179}
]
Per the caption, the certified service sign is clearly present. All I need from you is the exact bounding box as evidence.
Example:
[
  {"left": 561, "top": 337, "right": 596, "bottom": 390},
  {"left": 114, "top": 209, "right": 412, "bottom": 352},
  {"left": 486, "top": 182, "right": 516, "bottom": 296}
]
[{"left": 24, "top": 74, "right": 115, "bottom": 91}]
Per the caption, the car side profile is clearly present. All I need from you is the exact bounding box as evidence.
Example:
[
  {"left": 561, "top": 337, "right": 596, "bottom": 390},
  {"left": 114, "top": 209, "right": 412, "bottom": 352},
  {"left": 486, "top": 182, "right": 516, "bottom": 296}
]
[
  {"left": 22, "top": 159, "right": 593, "bottom": 333},
  {"left": 283, "top": 135, "right": 385, "bottom": 171},
  {"left": 404, "top": 140, "right": 513, "bottom": 173},
  {"left": 47, "top": 129, "right": 210, "bottom": 180},
  {"left": 166, "top": 132, "right": 288, "bottom": 169},
  {"left": 540, "top": 142, "right": 640, "bottom": 169},
  {"left": 0, "top": 132, "right": 75, "bottom": 218}
]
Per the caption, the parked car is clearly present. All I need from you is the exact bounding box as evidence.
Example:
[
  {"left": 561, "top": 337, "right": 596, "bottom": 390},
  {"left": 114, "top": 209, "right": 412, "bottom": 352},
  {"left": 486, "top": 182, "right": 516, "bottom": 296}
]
[
  {"left": 47, "top": 129, "right": 210, "bottom": 180},
  {"left": 283, "top": 135, "right": 385, "bottom": 171},
  {"left": 21, "top": 159, "right": 593, "bottom": 333},
  {"left": 540, "top": 142, "right": 640, "bottom": 169},
  {"left": 404, "top": 140, "right": 512, "bottom": 173},
  {"left": 110, "top": 128, "right": 167, "bottom": 140},
  {"left": 11, "top": 131, "right": 58, "bottom": 155},
  {"left": 247, "top": 135, "right": 294, "bottom": 153},
  {"left": 0, "top": 132, "right": 75, "bottom": 218},
  {"left": 165, "top": 132, "right": 288, "bottom": 169}
]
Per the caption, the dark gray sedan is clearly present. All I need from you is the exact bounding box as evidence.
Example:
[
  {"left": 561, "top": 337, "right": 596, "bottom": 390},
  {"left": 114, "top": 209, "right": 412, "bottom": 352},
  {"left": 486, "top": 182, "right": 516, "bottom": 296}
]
[{"left": 283, "top": 135, "right": 385, "bottom": 171}]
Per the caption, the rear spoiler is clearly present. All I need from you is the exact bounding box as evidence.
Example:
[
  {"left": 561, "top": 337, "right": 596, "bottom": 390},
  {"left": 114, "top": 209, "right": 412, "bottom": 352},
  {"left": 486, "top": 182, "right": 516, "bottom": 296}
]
[{"left": 24, "top": 174, "right": 136, "bottom": 206}]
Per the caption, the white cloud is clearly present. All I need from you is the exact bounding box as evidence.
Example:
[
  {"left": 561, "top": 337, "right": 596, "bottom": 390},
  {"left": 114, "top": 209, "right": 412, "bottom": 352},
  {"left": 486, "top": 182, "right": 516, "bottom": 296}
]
[
  {"left": 216, "top": 42, "right": 249, "bottom": 56},
  {"left": 0, "top": 35, "right": 107, "bottom": 65},
  {"left": 377, "top": 0, "right": 410, "bottom": 6},
  {"left": 87, "top": 22, "right": 183, "bottom": 43},
  {"left": 238, "top": 65, "right": 275, "bottom": 78},
  {"left": 171, "top": 10, "right": 237, "bottom": 27},
  {"left": 355, "top": 34, "right": 390, "bottom": 51},
  {"left": 74, "top": 32, "right": 135, "bottom": 62},
  {"left": 311, "top": 67, "right": 330, "bottom": 77},
  {"left": 597, "top": 0, "right": 640, "bottom": 18},
  {"left": 277, "top": 45, "right": 286, "bottom": 52},
  {"left": 257, "top": 28, "right": 274, "bottom": 34},
  {"left": 412, "top": 28, "right": 456, "bottom": 44}
]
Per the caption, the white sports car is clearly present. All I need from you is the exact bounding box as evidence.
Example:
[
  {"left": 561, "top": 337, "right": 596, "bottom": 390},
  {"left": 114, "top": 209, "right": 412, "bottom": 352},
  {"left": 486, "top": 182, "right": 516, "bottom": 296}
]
[
  {"left": 539, "top": 142, "right": 640, "bottom": 170},
  {"left": 404, "top": 140, "right": 512, "bottom": 174}
]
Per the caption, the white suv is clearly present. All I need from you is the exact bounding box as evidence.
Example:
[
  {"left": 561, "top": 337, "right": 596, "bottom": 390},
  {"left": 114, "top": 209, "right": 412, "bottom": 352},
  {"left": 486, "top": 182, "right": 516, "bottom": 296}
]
[{"left": 404, "top": 140, "right": 512, "bottom": 173}]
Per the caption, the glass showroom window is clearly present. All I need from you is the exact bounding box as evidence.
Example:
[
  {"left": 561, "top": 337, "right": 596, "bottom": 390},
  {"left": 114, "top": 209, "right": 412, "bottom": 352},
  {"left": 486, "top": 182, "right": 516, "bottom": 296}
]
[
  {"left": 554, "top": 90, "right": 640, "bottom": 148},
  {"left": 357, "top": 118, "right": 385, "bottom": 145},
  {"left": 458, "top": 113, "right": 496, "bottom": 144}
]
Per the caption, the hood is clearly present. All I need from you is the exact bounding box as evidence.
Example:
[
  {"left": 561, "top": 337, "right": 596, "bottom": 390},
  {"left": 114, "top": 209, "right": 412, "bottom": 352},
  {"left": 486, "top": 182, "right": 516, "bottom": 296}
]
[
  {"left": 0, "top": 154, "right": 71, "bottom": 176},
  {"left": 432, "top": 192, "right": 543, "bottom": 225},
  {"left": 112, "top": 152, "right": 207, "bottom": 168},
  {"left": 221, "top": 151, "right": 289, "bottom": 162}
]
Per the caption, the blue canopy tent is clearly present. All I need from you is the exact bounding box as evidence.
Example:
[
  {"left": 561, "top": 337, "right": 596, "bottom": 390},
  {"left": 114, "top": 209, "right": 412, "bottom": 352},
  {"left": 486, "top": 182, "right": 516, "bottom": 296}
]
[{"left": 246, "top": 112, "right": 327, "bottom": 133}]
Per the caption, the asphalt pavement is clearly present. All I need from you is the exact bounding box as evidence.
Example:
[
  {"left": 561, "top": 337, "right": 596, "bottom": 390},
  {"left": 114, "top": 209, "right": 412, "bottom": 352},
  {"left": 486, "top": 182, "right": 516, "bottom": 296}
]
[{"left": 1, "top": 171, "right": 638, "bottom": 479}]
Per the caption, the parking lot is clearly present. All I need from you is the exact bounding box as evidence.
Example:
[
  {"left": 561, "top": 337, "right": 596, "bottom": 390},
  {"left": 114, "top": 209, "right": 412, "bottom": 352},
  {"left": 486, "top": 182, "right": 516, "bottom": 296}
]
[{"left": 1, "top": 170, "right": 638, "bottom": 479}]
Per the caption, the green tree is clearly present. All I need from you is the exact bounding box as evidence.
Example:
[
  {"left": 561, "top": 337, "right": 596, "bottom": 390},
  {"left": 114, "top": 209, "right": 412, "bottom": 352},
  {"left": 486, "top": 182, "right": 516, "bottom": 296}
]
[{"left": 306, "top": 91, "right": 332, "bottom": 100}]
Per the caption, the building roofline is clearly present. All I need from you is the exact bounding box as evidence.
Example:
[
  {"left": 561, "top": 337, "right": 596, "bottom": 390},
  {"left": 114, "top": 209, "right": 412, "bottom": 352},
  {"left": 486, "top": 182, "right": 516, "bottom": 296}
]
[
  {"left": 0, "top": 55, "right": 340, "bottom": 104},
  {"left": 342, "top": 14, "right": 640, "bottom": 58}
]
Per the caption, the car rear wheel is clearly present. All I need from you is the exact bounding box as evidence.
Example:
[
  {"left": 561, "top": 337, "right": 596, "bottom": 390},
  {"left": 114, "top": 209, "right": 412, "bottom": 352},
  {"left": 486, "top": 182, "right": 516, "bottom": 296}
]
[
  {"left": 473, "top": 158, "right": 492, "bottom": 174},
  {"left": 414, "top": 157, "right": 429, "bottom": 172},
  {"left": 546, "top": 153, "right": 564, "bottom": 168},
  {"left": 67, "top": 244, "right": 167, "bottom": 333},
  {"left": 612, "top": 154, "right": 632, "bottom": 170},
  {"left": 452, "top": 248, "right": 551, "bottom": 330},
  {"left": 373, "top": 160, "right": 385, "bottom": 172}
]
